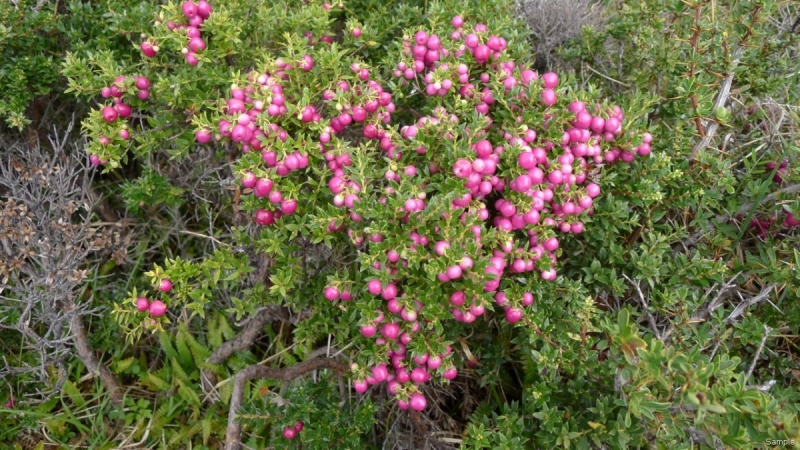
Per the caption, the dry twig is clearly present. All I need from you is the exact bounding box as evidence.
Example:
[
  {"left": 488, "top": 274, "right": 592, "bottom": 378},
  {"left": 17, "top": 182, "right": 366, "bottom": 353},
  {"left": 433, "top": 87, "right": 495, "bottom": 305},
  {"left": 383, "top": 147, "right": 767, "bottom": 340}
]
[{"left": 224, "top": 357, "right": 349, "bottom": 450}]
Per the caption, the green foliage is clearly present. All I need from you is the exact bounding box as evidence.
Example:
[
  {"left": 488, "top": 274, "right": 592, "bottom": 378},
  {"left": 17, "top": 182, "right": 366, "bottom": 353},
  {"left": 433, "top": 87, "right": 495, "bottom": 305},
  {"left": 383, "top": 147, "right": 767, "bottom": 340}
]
[
  {"left": 122, "top": 166, "right": 185, "bottom": 213},
  {"left": 0, "top": 0, "right": 150, "bottom": 130},
  {"left": 240, "top": 372, "right": 378, "bottom": 449}
]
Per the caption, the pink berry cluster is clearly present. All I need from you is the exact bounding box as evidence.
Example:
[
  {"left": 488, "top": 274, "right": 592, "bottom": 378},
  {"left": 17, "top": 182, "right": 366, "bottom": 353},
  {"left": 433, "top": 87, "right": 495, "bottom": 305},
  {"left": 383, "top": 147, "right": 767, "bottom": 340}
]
[
  {"left": 197, "top": 14, "right": 653, "bottom": 412},
  {"left": 317, "top": 18, "right": 654, "bottom": 410},
  {"left": 134, "top": 279, "right": 173, "bottom": 318},
  {"left": 301, "top": 26, "right": 336, "bottom": 46},
  {"left": 766, "top": 159, "right": 789, "bottom": 185},
  {"left": 282, "top": 420, "right": 304, "bottom": 440},
  {"left": 90, "top": 75, "right": 152, "bottom": 166},
  {"left": 207, "top": 54, "right": 396, "bottom": 228},
  {"left": 4, "top": 398, "right": 15, "bottom": 409},
  {"left": 386, "top": 19, "right": 653, "bottom": 284},
  {"left": 345, "top": 295, "right": 458, "bottom": 412},
  {"left": 211, "top": 60, "right": 341, "bottom": 225},
  {"left": 740, "top": 158, "right": 796, "bottom": 238},
  {"left": 149, "top": 1, "right": 212, "bottom": 66}
]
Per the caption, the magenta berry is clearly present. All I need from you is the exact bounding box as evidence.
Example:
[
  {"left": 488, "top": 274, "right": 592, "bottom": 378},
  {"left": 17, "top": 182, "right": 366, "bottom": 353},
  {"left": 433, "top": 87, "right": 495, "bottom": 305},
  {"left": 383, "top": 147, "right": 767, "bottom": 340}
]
[
  {"left": 102, "top": 106, "right": 118, "bottom": 123},
  {"left": 181, "top": 1, "right": 198, "bottom": 18},
  {"left": 197, "top": 0, "right": 212, "bottom": 19},
  {"left": 255, "top": 209, "right": 275, "bottom": 226},
  {"left": 141, "top": 41, "right": 157, "bottom": 58},
  {"left": 134, "top": 76, "right": 150, "bottom": 90},
  {"left": 505, "top": 307, "right": 523, "bottom": 323},
  {"left": 188, "top": 37, "right": 206, "bottom": 52},
  {"left": 542, "top": 72, "right": 559, "bottom": 89},
  {"left": 186, "top": 52, "right": 199, "bottom": 66},
  {"left": 360, "top": 324, "right": 377, "bottom": 338},
  {"left": 324, "top": 286, "right": 340, "bottom": 301},
  {"left": 158, "top": 279, "right": 173, "bottom": 292},
  {"left": 195, "top": 129, "right": 212, "bottom": 143},
  {"left": 409, "top": 393, "right": 427, "bottom": 411},
  {"left": 353, "top": 379, "right": 368, "bottom": 393},
  {"left": 114, "top": 102, "right": 132, "bottom": 118},
  {"left": 149, "top": 300, "right": 167, "bottom": 317},
  {"left": 136, "top": 297, "right": 150, "bottom": 312}
]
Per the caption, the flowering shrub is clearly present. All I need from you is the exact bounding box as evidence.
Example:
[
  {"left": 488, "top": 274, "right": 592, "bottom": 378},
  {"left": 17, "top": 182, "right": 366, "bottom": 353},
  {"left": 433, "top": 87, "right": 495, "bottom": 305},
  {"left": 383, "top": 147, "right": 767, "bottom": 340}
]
[{"left": 76, "top": 0, "right": 655, "bottom": 413}]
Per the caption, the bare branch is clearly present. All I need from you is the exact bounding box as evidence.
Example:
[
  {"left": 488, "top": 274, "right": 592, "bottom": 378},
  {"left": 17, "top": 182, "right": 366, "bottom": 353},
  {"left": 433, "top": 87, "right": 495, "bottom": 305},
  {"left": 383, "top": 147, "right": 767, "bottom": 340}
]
[
  {"left": 69, "top": 313, "right": 124, "bottom": 407},
  {"left": 690, "top": 47, "right": 744, "bottom": 160},
  {"left": 663, "top": 272, "right": 741, "bottom": 341},
  {"left": 745, "top": 324, "right": 771, "bottom": 383},
  {"left": 725, "top": 284, "right": 778, "bottom": 324},
  {"left": 224, "top": 357, "right": 350, "bottom": 450},
  {"left": 201, "top": 305, "right": 289, "bottom": 397},
  {"left": 622, "top": 274, "right": 662, "bottom": 340}
]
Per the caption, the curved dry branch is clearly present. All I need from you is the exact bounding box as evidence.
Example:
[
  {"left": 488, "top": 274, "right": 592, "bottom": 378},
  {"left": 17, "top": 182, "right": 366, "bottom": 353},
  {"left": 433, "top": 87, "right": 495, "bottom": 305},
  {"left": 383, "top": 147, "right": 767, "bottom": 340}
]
[
  {"left": 689, "top": 48, "right": 744, "bottom": 160},
  {"left": 224, "top": 357, "right": 350, "bottom": 450},
  {"left": 70, "top": 313, "right": 124, "bottom": 407},
  {"left": 201, "top": 305, "right": 289, "bottom": 396}
]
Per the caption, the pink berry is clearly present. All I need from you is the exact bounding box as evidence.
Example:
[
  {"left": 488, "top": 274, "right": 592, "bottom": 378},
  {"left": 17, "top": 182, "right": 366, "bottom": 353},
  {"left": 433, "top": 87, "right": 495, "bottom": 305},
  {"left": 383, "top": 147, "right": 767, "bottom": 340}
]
[
  {"left": 505, "top": 307, "right": 523, "bottom": 323},
  {"left": 409, "top": 393, "right": 427, "bottom": 411},
  {"left": 542, "top": 72, "right": 559, "bottom": 89},
  {"left": 282, "top": 427, "right": 296, "bottom": 440},
  {"left": 135, "top": 76, "right": 150, "bottom": 90},
  {"left": 141, "top": 41, "right": 157, "bottom": 58},
  {"left": 367, "top": 279, "right": 383, "bottom": 295},
  {"left": 241, "top": 172, "right": 257, "bottom": 188},
  {"left": 195, "top": 129, "right": 212, "bottom": 143},
  {"left": 136, "top": 297, "right": 150, "bottom": 312},
  {"left": 353, "top": 28, "right": 362, "bottom": 37},
  {"left": 114, "top": 102, "right": 132, "bottom": 119},
  {"left": 354, "top": 379, "right": 368, "bottom": 393},
  {"left": 188, "top": 37, "right": 206, "bottom": 52},
  {"left": 197, "top": 0, "right": 212, "bottom": 19},
  {"left": 158, "top": 279, "right": 173, "bottom": 292},
  {"left": 102, "top": 106, "right": 118, "bottom": 123},
  {"left": 253, "top": 178, "right": 273, "bottom": 197},
  {"left": 149, "top": 300, "right": 167, "bottom": 317},
  {"left": 324, "top": 286, "right": 340, "bottom": 301},
  {"left": 281, "top": 199, "right": 298, "bottom": 215},
  {"left": 360, "top": 325, "right": 377, "bottom": 338},
  {"left": 181, "top": 1, "right": 198, "bottom": 18},
  {"left": 381, "top": 323, "right": 400, "bottom": 340},
  {"left": 255, "top": 209, "right": 275, "bottom": 226}
]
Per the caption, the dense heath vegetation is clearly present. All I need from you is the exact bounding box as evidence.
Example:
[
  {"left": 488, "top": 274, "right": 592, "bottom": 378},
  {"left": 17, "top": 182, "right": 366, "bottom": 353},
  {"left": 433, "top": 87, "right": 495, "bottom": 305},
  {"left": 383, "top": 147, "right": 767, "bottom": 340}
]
[{"left": 1, "top": 0, "right": 799, "bottom": 449}]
